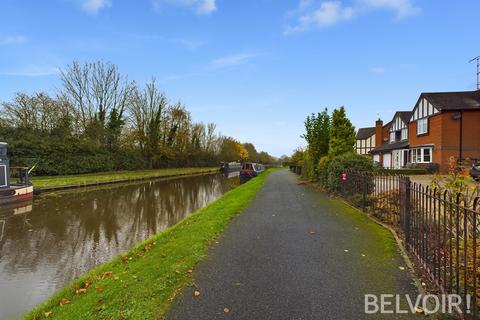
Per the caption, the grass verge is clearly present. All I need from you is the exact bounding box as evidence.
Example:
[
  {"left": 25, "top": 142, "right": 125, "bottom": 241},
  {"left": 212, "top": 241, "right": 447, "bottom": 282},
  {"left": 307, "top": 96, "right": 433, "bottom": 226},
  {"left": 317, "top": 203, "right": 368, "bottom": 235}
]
[
  {"left": 23, "top": 169, "right": 274, "bottom": 320},
  {"left": 31, "top": 167, "right": 218, "bottom": 189}
]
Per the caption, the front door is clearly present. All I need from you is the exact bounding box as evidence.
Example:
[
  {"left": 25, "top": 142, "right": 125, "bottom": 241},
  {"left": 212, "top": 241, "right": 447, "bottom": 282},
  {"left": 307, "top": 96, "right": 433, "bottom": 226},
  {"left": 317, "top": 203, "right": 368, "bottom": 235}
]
[
  {"left": 383, "top": 153, "right": 391, "bottom": 169},
  {"left": 393, "top": 150, "right": 401, "bottom": 169}
]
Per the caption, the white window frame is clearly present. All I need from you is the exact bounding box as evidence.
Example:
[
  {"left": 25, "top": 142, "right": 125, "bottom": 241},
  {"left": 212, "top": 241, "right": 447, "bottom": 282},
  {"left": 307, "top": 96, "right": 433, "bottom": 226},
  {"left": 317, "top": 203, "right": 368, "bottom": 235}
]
[
  {"left": 389, "top": 132, "right": 395, "bottom": 143},
  {"left": 417, "top": 118, "right": 428, "bottom": 135},
  {"left": 401, "top": 128, "right": 408, "bottom": 141},
  {"left": 0, "top": 165, "right": 6, "bottom": 187},
  {"left": 410, "top": 147, "right": 433, "bottom": 164}
]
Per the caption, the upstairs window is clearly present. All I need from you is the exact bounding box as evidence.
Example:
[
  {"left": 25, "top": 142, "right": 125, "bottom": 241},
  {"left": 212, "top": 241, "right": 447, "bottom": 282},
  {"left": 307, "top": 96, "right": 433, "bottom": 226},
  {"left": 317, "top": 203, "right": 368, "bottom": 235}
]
[
  {"left": 417, "top": 118, "right": 428, "bottom": 135},
  {"left": 390, "top": 132, "right": 395, "bottom": 143},
  {"left": 401, "top": 128, "right": 408, "bottom": 141}
]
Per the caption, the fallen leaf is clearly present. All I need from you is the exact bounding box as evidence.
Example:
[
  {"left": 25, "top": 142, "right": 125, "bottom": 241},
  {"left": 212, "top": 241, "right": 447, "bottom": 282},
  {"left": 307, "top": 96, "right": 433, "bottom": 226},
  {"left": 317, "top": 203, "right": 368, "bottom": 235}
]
[
  {"left": 415, "top": 306, "right": 424, "bottom": 313},
  {"left": 43, "top": 311, "right": 52, "bottom": 318},
  {"left": 309, "top": 231, "right": 316, "bottom": 235},
  {"left": 59, "top": 297, "right": 70, "bottom": 306},
  {"left": 223, "top": 307, "right": 230, "bottom": 313},
  {"left": 121, "top": 256, "right": 129, "bottom": 262},
  {"left": 194, "top": 290, "right": 201, "bottom": 297},
  {"left": 344, "top": 249, "right": 349, "bottom": 252},
  {"left": 399, "top": 266, "right": 405, "bottom": 271},
  {"left": 113, "top": 276, "right": 120, "bottom": 280},
  {"left": 101, "top": 271, "right": 113, "bottom": 279},
  {"left": 95, "top": 286, "right": 104, "bottom": 293},
  {"left": 75, "top": 288, "right": 87, "bottom": 295},
  {"left": 361, "top": 254, "right": 366, "bottom": 257},
  {"left": 187, "top": 269, "right": 193, "bottom": 274},
  {"left": 83, "top": 279, "right": 92, "bottom": 288}
]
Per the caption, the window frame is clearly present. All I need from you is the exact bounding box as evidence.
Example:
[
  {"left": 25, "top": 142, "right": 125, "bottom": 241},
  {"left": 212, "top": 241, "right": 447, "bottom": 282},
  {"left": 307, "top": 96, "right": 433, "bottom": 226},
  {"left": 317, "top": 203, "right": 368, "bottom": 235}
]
[
  {"left": 417, "top": 117, "right": 429, "bottom": 135},
  {"left": 410, "top": 147, "right": 433, "bottom": 164}
]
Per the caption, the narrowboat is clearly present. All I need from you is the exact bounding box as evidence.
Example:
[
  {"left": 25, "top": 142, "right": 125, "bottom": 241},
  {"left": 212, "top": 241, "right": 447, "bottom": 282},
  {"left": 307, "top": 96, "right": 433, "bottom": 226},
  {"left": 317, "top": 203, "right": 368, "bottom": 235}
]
[
  {"left": 219, "top": 161, "right": 242, "bottom": 177},
  {"left": 239, "top": 162, "right": 265, "bottom": 184},
  {"left": 0, "top": 142, "right": 34, "bottom": 205}
]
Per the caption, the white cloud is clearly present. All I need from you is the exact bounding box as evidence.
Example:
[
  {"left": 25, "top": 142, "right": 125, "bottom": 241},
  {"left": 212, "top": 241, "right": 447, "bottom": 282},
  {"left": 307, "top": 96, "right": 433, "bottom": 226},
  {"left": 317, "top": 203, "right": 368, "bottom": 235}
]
[
  {"left": 370, "top": 67, "right": 385, "bottom": 74},
  {"left": 153, "top": 0, "right": 217, "bottom": 15},
  {"left": 0, "top": 66, "right": 60, "bottom": 77},
  {"left": 211, "top": 52, "right": 260, "bottom": 68},
  {"left": 82, "top": 0, "right": 111, "bottom": 14},
  {"left": 286, "top": 0, "right": 419, "bottom": 33},
  {"left": 359, "top": 0, "right": 420, "bottom": 17},
  {"left": 0, "top": 35, "right": 28, "bottom": 45}
]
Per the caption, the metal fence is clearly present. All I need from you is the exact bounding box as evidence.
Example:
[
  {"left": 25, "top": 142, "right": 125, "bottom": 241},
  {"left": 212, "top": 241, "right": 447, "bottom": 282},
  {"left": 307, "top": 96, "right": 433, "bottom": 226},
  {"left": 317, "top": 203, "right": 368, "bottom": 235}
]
[{"left": 336, "top": 171, "right": 480, "bottom": 318}]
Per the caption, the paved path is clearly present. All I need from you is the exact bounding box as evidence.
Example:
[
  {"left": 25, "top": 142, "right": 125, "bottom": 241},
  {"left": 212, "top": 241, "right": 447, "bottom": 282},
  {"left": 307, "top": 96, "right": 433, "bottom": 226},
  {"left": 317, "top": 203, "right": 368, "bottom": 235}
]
[{"left": 167, "top": 170, "right": 421, "bottom": 320}]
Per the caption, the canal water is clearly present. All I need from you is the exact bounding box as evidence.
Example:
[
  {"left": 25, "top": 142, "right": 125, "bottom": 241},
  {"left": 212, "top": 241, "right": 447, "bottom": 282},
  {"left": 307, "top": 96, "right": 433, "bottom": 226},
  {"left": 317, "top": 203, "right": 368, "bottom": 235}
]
[{"left": 0, "top": 173, "right": 239, "bottom": 319}]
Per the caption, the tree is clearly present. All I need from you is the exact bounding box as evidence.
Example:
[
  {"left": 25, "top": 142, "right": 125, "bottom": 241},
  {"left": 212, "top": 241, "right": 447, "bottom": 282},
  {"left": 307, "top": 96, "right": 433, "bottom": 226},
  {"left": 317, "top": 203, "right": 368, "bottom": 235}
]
[
  {"left": 219, "top": 137, "right": 248, "bottom": 162},
  {"left": 242, "top": 143, "right": 258, "bottom": 162},
  {"left": 328, "top": 106, "right": 356, "bottom": 157},
  {"left": 301, "top": 108, "right": 330, "bottom": 179},
  {"left": 128, "top": 79, "right": 168, "bottom": 168},
  {"left": 302, "top": 108, "right": 330, "bottom": 160},
  {"left": 60, "top": 60, "right": 133, "bottom": 145}
]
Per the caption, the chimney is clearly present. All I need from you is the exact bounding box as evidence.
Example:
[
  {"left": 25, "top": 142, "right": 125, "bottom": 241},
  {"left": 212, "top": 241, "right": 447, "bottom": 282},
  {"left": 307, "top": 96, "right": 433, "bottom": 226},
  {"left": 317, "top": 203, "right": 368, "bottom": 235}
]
[{"left": 375, "top": 119, "right": 383, "bottom": 148}]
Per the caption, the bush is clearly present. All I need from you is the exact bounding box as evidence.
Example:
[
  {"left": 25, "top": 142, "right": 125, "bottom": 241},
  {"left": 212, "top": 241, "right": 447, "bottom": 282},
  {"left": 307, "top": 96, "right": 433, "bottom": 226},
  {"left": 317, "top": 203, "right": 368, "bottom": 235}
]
[
  {"left": 324, "top": 152, "right": 376, "bottom": 193},
  {"left": 316, "top": 156, "right": 331, "bottom": 186}
]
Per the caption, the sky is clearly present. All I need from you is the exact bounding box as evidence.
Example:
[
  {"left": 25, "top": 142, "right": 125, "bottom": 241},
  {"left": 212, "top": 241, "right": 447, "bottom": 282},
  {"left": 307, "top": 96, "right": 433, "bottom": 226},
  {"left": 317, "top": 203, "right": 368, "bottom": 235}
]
[{"left": 0, "top": 0, "right": 479, "bottom": 157}]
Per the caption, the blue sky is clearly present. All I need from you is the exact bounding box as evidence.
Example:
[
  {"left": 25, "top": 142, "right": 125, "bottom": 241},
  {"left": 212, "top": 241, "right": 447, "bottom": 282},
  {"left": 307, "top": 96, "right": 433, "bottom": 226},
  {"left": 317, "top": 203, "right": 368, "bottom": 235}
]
[{"left": 0, "top": 0, "right": 479, "bottom": 156}]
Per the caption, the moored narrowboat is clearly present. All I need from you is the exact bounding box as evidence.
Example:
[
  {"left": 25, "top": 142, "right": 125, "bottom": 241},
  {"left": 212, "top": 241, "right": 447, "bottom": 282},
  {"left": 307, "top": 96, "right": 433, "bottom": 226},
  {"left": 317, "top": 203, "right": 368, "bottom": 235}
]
[
  {"left": 239, "top": 162, "right": 265, "bottom": 184},
  {"left": 0, "top": 142, "right": 33, "bottom": 205}
]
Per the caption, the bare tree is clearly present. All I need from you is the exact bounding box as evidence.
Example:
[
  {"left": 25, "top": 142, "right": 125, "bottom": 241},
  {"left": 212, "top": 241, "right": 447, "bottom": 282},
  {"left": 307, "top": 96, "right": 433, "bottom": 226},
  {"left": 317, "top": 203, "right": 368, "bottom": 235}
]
[
  {"left": 128, "top": 79, "right": 168, "bottom": 167},
  {"left": 60, "top": 60, "right": 132, "bottom": 131},
  {"left": 1, "top": 92, "right": 76, "bottom": 133}
]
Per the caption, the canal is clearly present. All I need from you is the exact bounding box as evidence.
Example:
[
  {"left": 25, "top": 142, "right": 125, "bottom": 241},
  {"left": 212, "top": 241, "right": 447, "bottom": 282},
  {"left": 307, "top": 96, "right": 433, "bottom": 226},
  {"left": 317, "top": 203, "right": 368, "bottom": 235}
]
[{"left": 0, "top": 173, "right": 239, "bottom": 319}]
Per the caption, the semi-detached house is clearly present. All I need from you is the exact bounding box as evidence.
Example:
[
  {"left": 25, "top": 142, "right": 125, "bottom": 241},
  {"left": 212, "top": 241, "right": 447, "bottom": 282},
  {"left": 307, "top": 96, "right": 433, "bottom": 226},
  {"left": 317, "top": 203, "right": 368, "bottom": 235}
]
[{"left": 355, "top": 90, "right": 480, "bottom": 172}]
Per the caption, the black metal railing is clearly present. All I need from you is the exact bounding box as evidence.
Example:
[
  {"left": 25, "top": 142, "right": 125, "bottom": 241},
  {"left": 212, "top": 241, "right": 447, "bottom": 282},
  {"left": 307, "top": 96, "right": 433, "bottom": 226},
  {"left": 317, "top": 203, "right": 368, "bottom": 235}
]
[{"left": 337, "top": 171, "right": 480, "bottom": 319}]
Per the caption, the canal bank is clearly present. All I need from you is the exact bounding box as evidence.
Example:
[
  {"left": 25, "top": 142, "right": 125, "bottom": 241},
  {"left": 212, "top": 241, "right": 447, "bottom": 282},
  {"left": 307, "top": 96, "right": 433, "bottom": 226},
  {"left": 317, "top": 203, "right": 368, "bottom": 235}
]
[
  {"left": 20, "top": 169, "right": 273, "bottom": 320},
  {"left": 32, "top": 167, "right": 219, "bottom": 192}
]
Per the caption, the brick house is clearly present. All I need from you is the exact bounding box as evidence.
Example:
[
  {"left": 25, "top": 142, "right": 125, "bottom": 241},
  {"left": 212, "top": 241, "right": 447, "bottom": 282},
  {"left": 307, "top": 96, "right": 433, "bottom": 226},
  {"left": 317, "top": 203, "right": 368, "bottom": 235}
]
[
  {"left": 408, "top": 90, "right": 480, "bottom": 171},
  {"left": 365, "top": 90, "right": 480, "bottom": 171}
]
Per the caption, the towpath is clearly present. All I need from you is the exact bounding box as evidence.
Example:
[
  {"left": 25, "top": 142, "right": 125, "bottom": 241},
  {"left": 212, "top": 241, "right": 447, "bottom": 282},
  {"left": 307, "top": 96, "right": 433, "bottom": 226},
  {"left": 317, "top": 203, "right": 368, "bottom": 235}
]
[{"left": 167, "top": 169, "right": 421, "bottom": 320}]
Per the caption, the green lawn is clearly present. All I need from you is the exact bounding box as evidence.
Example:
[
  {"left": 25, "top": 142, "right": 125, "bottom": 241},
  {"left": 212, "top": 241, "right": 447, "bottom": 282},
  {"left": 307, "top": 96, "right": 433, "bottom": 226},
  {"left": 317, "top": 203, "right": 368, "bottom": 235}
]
[
  {"left": 31, "top": 167, "right": 219, "bottom": 189},
  {"left": 22, "top": 169, "right": 274, "bottom": 320}
]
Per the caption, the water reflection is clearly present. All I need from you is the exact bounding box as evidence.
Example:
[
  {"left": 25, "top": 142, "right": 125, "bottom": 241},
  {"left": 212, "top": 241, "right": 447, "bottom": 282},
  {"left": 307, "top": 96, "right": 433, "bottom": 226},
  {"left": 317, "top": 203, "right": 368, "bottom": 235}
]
[{"left": 0, "top": 174, "right": 238, "bottom": 320}]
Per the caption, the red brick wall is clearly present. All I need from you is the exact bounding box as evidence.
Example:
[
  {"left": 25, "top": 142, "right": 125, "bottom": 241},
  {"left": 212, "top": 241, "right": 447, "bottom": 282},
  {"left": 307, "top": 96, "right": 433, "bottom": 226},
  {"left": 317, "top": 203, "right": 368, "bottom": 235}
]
[
  {"left": 408, "top": 113, "right": 443, "bottom": 169},
  {"left": 441, "top": 111, "right": 480, "bottom": 168},
  {"left": 409, "top": 111, "right": 480, "bottom": 171}
]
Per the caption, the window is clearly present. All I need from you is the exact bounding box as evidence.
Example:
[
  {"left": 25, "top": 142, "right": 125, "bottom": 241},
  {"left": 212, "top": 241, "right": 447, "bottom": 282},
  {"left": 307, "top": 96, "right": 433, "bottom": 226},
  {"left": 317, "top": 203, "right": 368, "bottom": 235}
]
[
  {"left": 389, "top": 132, "right": 395, "bottom": 143},
  {"left": 411, "top": 147, "right": 433, "bottom": 163},
  {"left": 401, "top": 128, "right": 408, "bottom": 141},
  {"left": 417, "top": 118, "right": 428, "bottom": 135}
]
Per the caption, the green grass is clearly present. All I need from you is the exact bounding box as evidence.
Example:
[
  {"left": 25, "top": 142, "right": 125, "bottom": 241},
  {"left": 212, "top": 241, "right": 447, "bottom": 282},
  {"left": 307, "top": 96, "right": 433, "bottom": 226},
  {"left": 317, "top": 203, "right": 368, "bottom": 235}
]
[
  {"left": 31, "top": 167, "right": 218, "bottom": 189},
  {"left": 22, "top": 169, "right": 274, "bottom": 320}
]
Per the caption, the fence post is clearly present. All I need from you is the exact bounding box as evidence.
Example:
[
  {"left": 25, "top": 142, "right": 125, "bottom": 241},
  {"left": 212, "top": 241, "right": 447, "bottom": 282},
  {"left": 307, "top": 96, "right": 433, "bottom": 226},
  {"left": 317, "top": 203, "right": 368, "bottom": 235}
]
[
  {"left": 401, "top": 176, "right": 412, "bottom": 245},
  {"left": 362, "top": 173, "right": 367, "bottom": 211}
]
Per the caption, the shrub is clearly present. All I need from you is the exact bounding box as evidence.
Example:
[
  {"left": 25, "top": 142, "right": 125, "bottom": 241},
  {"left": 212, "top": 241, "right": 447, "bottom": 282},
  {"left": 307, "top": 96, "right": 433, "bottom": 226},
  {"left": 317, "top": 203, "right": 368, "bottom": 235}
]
[
  {"left": 324, "top": 152, "right": 376, "bottom": 193},
  {"left": 316, "top": 156, "right": 331, "bottom": 186}
]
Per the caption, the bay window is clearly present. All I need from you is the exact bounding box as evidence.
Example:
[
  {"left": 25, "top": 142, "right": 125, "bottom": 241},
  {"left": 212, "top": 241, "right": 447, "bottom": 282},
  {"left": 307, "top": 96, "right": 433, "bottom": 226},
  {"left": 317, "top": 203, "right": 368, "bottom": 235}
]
[{"left": 417, "top": 118, "right": 428, "bottom": 135}]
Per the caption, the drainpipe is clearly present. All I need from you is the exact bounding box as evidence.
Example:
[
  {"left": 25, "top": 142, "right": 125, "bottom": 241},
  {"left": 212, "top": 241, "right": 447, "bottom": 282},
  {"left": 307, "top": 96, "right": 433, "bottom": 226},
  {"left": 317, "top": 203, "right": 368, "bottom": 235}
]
[{"left": 452, "top": 112, "right": 463, "bottom": 164}]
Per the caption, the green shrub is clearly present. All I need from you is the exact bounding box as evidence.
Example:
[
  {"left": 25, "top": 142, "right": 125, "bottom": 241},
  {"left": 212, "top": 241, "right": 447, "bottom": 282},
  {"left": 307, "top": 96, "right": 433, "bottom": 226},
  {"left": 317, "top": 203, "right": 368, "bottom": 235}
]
[
  {"left": 317, "top": 156, "right": 331, "bottom": 186},
  {"left": 324, "top": 152, "right": 376, "bottom": 193}
]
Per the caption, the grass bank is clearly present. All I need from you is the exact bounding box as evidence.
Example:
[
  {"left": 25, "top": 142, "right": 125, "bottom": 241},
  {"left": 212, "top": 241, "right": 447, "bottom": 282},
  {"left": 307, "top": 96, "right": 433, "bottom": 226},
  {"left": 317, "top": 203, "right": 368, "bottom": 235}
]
[
  {"left": 31, "top": 167, "right": 218, "bottom": 189},
  {"left": 23, "top": 169, "right": 274, "bottom": 320}
]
